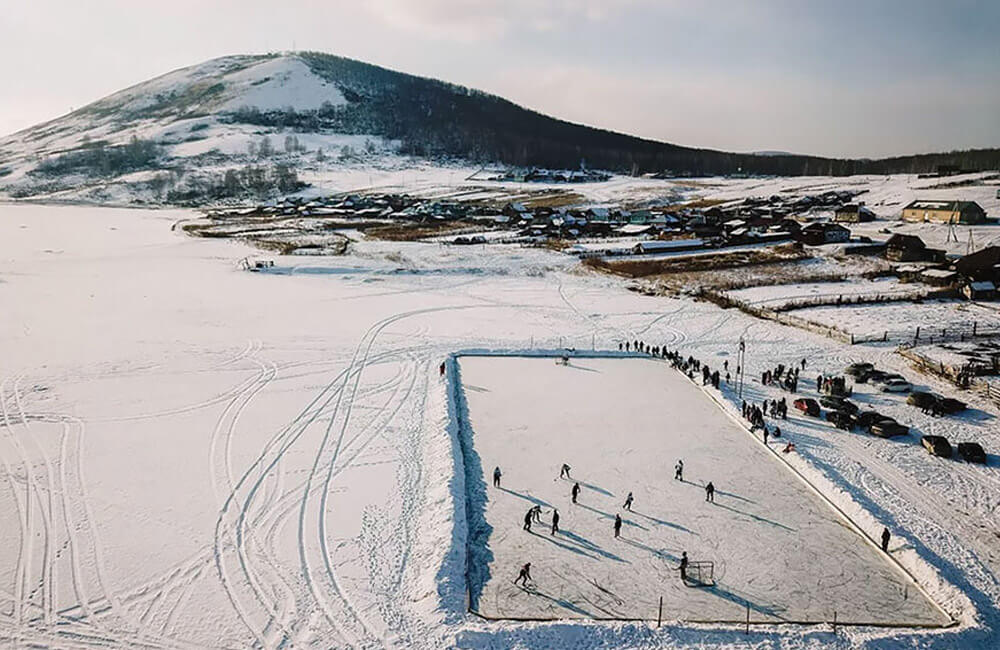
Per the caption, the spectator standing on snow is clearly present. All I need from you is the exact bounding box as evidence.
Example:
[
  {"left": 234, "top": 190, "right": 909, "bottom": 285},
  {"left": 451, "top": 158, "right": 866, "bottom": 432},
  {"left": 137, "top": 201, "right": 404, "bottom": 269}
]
[
  {"left": 523, "top": 510, "right": 533, "bottom": 532},
  {"left": 623, "top": 492, "right": 634, "bottom": 511},
  {"left": 551, "top": 509, "right": 560, "bottom": 535},
  {"left": 614, "top": 514, "right": 623, "bottom": 538},
  {"left": 705, "top": 482, "right": 715, "bottom": 503},
  {"left": 801, "top": 358, "right": 807, "bottom": 369},
  {"left": 678, "top": 551, "right": 689, "bottom": 582},
  {"left": 571, "top": 482, "right": 581, "bottom": 504},
  {"left": 816, "top": 374, "right": 823, "bottom": 391},
  {"left": 493, "top": 466, "right": 502, "bottom": 488},
  {"left": 515, "top": 562, "right": 532, "bottom": 586},
  {"left": 881, "top": 527, "right": 891, "bottom": 552},
  {"left": 674, "top": 460, "right": 684, "bottom": 481},
  {"left": 560, "top": 463, "right": 572, "bottom": 479}
]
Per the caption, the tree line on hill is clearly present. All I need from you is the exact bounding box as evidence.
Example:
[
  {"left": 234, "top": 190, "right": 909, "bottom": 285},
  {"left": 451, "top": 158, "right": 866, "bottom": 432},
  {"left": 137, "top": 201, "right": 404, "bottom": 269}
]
[{"left": 224, "top": 52, "right": 998, "bottom": 176}]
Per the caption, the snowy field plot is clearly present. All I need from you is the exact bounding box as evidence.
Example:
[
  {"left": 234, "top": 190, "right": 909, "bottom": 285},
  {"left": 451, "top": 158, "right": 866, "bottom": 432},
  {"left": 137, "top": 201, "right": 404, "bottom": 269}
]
[
  {"left": 458, "top": 356, "right": 947, "bottom": 626},
  {"left": 726, "top": 279, "right": 921, "bottom": 309},
  {"left": 794, "top": 301, "right": 1000, "bottom": 339}
]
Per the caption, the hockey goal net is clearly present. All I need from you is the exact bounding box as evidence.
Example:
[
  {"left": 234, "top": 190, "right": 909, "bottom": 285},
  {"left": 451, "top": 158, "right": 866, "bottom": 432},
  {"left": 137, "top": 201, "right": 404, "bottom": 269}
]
[{"left": 685, "top": 561, "right": 715, "bottom": 587}]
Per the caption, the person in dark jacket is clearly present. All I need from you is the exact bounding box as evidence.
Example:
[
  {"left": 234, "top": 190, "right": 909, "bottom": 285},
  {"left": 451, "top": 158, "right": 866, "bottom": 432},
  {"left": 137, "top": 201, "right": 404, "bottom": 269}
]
[
  {"left": 493, "top": 466, "right": 502, "bottom": 488},
  {"left": 881, "top": 527, "right": 891, "bottom": 552},
  {"left": 705, "top": 482, "right": 715, "bottom": 503},
  {"left": 571, "top": 482, "right": 581, "bottom": 504},
  {"left": 623, "top": 492, "right": 634, "bottom": 511},
  {"left": 523, "top": 510, "right": 533, "bottom": 531},
  {"left": 613, "top": 514, "right": 622, "bottom": 538},
  {"left": 515, "top": 562, "right": 532, "bottom": 586},
  {"left": 551, "top": 509, "right": 560, "bottom": 535},
  {"left": 678, "top": 551, "right": 689, "bottom": 582}
]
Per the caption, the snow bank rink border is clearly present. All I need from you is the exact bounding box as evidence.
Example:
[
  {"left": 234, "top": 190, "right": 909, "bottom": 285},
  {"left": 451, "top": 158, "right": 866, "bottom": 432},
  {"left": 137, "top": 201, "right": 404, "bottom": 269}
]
[{"left": 446, "top": 352, "right": 954, "bottom": 631}]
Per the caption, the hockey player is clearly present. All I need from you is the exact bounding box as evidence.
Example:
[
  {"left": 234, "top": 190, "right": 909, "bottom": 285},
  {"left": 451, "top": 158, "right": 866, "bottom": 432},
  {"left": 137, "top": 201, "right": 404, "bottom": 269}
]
[
  {"left": 559, "top": 463, "right": 571, "bottom": 479},
  {"left": 531, "top": 504, "right": 543, "bottom": 523},
  {"left": 523, "top": 509, "right": 533, "bottom": 532},
  {"left": 514, "top": 562, "right": 532, "bottom": 586},
  {"left": 571, "top": 482, "right": 581, "bottom": 504},
  {"left": 674, "top": 460, "right": 684, "bottom": 481},
  {"left": 623, "top": 492, "right": 634, "bottom": 511}
]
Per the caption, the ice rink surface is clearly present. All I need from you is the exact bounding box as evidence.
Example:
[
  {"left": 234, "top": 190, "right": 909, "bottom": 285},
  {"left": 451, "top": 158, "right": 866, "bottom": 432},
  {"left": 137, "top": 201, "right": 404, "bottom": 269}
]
[{"left": 458, "top": 356, "right": 947, "bottom": 625}]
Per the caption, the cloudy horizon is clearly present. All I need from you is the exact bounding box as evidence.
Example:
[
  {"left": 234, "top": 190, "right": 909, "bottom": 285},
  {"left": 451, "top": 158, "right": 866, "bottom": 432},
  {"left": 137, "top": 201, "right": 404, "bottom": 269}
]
[{"left": 3, "top": 0, "right": 998, "bottom": 159}]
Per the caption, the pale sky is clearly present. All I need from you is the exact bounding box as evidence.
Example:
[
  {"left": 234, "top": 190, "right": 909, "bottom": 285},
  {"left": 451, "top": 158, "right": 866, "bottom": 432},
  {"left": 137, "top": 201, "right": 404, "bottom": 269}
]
[{"left": 2, "top": 0, "right": 998, "bottom": 158}]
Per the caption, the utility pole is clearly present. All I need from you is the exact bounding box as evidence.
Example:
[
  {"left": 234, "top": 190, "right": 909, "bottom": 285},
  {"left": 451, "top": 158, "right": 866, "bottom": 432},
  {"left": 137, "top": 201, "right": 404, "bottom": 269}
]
[{"left": 737, "top": 337, "right": 747, "bottom": 400}]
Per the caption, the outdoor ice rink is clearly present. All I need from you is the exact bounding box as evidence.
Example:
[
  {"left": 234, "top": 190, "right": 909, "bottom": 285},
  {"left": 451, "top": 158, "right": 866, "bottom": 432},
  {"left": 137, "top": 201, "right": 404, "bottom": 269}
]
[{"left": 457, "top": 355, "right": 949, "bottom": 626}]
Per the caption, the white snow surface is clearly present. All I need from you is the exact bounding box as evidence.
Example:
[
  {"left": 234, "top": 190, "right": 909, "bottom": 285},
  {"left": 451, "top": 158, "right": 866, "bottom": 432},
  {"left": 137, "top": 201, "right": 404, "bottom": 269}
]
[
  {"left": 220, "top": 57, "right": 347, "bottom": 112},
  {"left": 0, "top": 204, "right": 999, "bottom": 648}
]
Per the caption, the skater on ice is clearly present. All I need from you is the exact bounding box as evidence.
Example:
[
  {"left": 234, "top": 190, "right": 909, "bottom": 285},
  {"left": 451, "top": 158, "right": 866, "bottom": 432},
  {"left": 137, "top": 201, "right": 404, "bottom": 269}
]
[
  {"left": 623, "top": 492, "right": 634, "bottom": 511},
  {"left": 674, "top": 460, "right": 683, "bottom": 481},
  {"left": 571, "top": 482, "right": 581, "bottom": 504},
  {"left": 530, "top": 504, "right": 543, "bottom": 523},
  {"left": 493, "top": 466, "right": 502, "bottom": 488},
  {"left": 551, "top": 509, "right": 560, "bottom": 535},
  {"left": 523, "top": 509, "right": 533, "bottom": 531},
  {"left": 881, "top": 527, "right": 891, "bottom": 552},
  {"left": 514, "top": 562, "right": 532, "bottom": 587},
  {"left": 705, "top": 481, "right": 715, "bottom": 503},
  {"left": 613, "top": 513, "right": 622, "bottom": 538},
  {"left": 560, "top": 463, "right": 571, "bottom": 479}
]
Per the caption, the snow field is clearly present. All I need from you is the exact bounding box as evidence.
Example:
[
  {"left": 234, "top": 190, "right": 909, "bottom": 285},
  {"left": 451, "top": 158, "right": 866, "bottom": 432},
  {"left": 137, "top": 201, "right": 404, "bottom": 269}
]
[
  {"left": 1, "top": 204, "right": 998, "bottom": 648},
  {"left": 456, "top": 356, "right": 947, "bottom": 625}
]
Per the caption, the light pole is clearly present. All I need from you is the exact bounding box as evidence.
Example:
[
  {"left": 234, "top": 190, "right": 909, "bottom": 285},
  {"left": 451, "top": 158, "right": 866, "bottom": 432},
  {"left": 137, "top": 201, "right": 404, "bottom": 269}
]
[{"left": 737, "top": 337, "right": 746, "bottom": 400}]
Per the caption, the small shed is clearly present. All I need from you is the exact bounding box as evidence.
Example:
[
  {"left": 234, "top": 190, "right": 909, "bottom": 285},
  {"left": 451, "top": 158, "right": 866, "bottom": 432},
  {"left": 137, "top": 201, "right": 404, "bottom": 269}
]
[{"left": 962, "top": 281, "right": 996, "bottom": 301}]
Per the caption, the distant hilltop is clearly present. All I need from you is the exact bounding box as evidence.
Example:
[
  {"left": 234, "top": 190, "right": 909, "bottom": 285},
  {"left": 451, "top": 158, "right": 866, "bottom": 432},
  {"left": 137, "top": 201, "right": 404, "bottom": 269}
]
[{"left": 1, "top": 51, "right": 998, "bottom": 205}]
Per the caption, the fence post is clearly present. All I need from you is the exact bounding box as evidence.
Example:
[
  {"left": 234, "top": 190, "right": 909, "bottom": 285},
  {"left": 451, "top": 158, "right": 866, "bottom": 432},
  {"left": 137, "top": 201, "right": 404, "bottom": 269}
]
[
  {"left": 745, "top": 603, "right": 750, "bottom": 634},
  {"left": 915, "top": 326, "right": 920, "bottom": 341},
  {"left": 833, "top": 610, "right": 837, "bottom": 635},
  {"left": 658, "top": 596, "right": 663, "bottom": 628}
]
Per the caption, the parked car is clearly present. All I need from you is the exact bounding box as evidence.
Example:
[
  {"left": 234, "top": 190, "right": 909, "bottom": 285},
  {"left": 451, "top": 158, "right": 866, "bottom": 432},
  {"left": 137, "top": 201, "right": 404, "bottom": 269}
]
[
  {"left": 793, "top": 398, "right": 820, "bottom": 417},
  {"left": 871, "top": 419, "right": 909, "bottom": 438},
  {"left": 921, "top": 435, "right": 953, "bottom": 458},
  {"left": 852, "top": 410, "right": 884, "bottom": 431},
  {"left": 938, "top": 398, "right": 967, "bottom": 414},
  {"left": 825, "top": 410, "right": 853, "bottom": 429},
  {"left": 820, "top": 395, "right": 847, "bottom": 410},
  {"left": 870, "top": 373, "right": 905, "bottom": 388},
  {"left": 957, "top": 442, "right": 987, "bottom": 464},
  {"left": 880, "top": 378, "right": 912, "bottom": 393},
  {"left": 860, "top": 370, "right": 889, "bottom": 385},
  {"left": 907, "top": 391, "right": 939, "bottom": 408},
  {"left": 845, "top": 362, "right": 874, "bottom": 378}
]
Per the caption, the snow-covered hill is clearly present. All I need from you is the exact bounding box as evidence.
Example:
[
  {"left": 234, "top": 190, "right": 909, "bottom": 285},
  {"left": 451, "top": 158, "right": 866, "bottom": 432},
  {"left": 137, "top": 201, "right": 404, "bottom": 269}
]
[{"left": 0, "top": 54, "right": 407, "bottom": 204}]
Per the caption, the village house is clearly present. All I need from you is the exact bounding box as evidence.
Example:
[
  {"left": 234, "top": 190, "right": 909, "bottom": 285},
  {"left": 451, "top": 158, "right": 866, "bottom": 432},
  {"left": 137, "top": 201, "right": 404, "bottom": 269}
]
[
  {"left": 834, "top": 203, "right": 876, "bottom": 223},
  {"left": 884, "top": 234, "right": 945, "bottom": 263},
  {"left": 901, "top": 200, "right": 987, "bottom": 224},
  {"left": 953, "top": 246, "right": 1000, "bottom": 283},
  {"left": 796, "top": 222, "right": 850, "bottom": 246}
]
